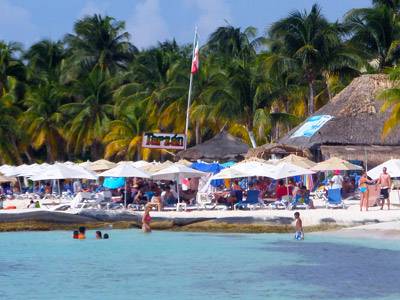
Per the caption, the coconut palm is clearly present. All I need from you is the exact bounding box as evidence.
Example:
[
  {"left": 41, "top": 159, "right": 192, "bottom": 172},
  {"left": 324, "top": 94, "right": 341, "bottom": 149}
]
[
  {"left": 22, "top": 79, "right": 66, "bottom": 162},
  {"left": 0, "top": 41, "right": 25, "bottom": 98},
  {"left": 24, "top": 39, "right": 65, "bottom": 82},
  {"left": 344, "top": 4, "right": 400, "bottom": 71},
  {"left": 64, "top": 14, "right": 136, "bottom": 78},
  {"left": 268, "top": 4, "right": 344, "bottom": 114},
  {"left": 378, "top": 66, "right": 400, "bottom": 137},
  {"left": 103, "top": 99, "right": 151, "bottom": 160},
  {"left": 0, "top": 79, "right": 24, "bottom": 164},
  {"left": 61, "top": 69, "right": 114, "bottom": 159}
]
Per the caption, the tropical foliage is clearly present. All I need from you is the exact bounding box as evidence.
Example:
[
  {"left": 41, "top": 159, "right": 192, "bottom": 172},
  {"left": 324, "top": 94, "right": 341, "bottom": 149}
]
[{"left": 0, "top": 2, "right": 399, "bottom": 164}]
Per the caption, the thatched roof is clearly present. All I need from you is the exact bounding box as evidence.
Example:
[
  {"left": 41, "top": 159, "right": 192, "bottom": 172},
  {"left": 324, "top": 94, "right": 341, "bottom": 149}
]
[
  {"left": 176, "top": 131, "right": 249, "bottom": 162},
  {"left": 279, "top": 74, "right": 400, "bottom": 149}
]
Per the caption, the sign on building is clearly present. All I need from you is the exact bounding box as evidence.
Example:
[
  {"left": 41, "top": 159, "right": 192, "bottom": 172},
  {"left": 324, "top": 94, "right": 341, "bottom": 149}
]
[
  {"left": 291, "top": 115, "right": 333, "bottom": 138},
  {"left": 142, "top": 133, "right": 186, "bottom": 150}
]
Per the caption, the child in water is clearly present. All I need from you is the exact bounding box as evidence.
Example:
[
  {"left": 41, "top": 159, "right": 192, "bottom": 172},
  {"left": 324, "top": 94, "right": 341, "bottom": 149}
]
[
  {"left": 95, "top": 231, "right": 102, "bottom": 239},
  {"left": 294, "top": 212, "right": 304, "bottom": 240},
  {"left": 103, "top": 233, "right": 109, "bottom": 239},
  {"left": 72, "top": 230, "right": 79, "bottom": 239}
]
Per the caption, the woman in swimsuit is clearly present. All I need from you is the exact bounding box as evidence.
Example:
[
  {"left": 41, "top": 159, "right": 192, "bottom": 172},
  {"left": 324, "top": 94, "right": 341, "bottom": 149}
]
[
  {"left": 142, "top": 204, "right": 153, "bottom": 233},
  {"left": 359, "top": 172, "right": 373, "bottom": 211}
]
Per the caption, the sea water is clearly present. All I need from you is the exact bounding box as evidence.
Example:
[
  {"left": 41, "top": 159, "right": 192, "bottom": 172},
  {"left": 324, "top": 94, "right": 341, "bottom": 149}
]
[{"left": 0, "top": 230, "right": 399, "bottom": 300}]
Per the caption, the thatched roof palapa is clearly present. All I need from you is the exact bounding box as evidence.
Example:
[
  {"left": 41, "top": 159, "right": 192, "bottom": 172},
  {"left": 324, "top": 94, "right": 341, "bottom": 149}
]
[
  {"left": 176, "top": 131, "right": 249, "bottom": 162},
  {"left": 248, "top": 74, "right": 400, "bottom": 165},
  {"left": 279, "top": 74, "right": 399, "bottom": 149}
]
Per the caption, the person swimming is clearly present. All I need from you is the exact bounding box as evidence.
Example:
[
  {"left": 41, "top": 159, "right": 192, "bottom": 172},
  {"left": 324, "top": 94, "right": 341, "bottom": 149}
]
[
  {"left": 78, "top": 226, "right": 86, "bottom": 239},
  {"left": 103, "top": 233, "right": 109, "bottom": 239},
  {"left": 73, "top": 230, "right": 79, "bottom": 239},
  {"left": 294, "top": 212, "right": 304, "bottom": 240},
  {"left": 95, "top": 231, "right": 102, "bottom": 239}
]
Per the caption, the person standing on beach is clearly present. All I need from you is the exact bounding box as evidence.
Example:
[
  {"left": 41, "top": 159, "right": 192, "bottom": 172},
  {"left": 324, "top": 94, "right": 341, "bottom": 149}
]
[
  {"left": 359, "top": 173, "right": 373, "bottom": 211},
  {"left": 377, "top": 167, "right": 391, "bottom": 210},
  {"left": 294, "top": 212, "right": 304, "bottom": 240}
]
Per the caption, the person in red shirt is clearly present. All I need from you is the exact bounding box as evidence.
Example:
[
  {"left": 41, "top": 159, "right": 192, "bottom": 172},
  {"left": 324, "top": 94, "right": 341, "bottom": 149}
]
[{"left": 275, "top": 179, "right": 288, "bottom": 200}]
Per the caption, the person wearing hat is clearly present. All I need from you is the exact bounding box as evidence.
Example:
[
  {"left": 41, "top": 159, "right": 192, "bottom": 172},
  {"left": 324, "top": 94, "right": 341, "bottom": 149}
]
[{"left": 330, "top": 170, "right": 344, "bottom": 191}]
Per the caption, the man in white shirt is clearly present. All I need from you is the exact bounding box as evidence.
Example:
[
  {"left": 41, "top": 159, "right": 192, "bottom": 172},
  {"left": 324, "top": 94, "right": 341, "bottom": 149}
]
[{"left": 330, "top": 170, "right": 343, "bottom": 190}]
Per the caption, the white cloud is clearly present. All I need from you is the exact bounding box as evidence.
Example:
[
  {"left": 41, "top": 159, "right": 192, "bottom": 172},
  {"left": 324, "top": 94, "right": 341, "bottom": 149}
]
[
  {"left": 0, "top": 0, "right": 38, "bottom": 46},
  {"left": 190, "top": 0, "right": 233, "bottom": 42},
  {"left": 78, "top": 1, "right": 109, "bottom": 18},
  {"left": 127, "top": 0, "right": 170, "bottom": 49}
]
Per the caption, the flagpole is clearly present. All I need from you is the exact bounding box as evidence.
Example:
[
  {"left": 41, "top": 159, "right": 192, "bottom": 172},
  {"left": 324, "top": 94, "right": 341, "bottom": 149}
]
[{"left": 184, "top": 27, "right": 197, "bottom": 149}]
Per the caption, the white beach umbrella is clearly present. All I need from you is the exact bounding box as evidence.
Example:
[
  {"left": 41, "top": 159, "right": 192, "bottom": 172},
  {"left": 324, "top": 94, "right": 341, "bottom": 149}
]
[
  {"left": 151, "top": 163, "right": 207, "bottom": 181},
  {"left": 17, "top": 164, "right": 47, "bottom": 177},
  {"left": 312, "top": 157, "right": 363, "bottom": 171},
  {"left": 210, "top": 168, "right": 249, "bottom": 180},
  {"left": 367, "top": 159, "right": 400, "bottom": 180},
  {"left": 30, "top": 163, "right": 97, "bottom": 181},
  {"left": 265, "top": 162, "right": 315, "bottom": 180},
  {"left": 132, "top": 160, "right": 150, "bottom": 168},
  {"left": 98, "top": 163, "right": 150, "bottom": 178},
  {"left": 79, "top": 160, "right": 92, "bottom": 169},
  {"left": 151, "top": 163, "right": 207, "bottom": 202},
  {"left": 3, "top": 164, "right": 29, "bottom": 177},
  {"left": 279, "top": 154, "right": 316, "bottom": 169},
  {"left": 140, "top": 160, "right": 173, "bottom": 174},
  {"left": 232, "top": 161, "right": 275, "bottom": 177},
  {"left": 87, "top": 159, "right": 116, "bottom": 172},
  {"left": 98, "top": 163, "right": 150, "bottom": 208}
]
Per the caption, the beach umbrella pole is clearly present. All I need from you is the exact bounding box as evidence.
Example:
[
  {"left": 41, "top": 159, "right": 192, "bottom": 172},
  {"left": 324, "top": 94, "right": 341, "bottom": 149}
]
[
  {"left": 176, "top": 174, "right": 180, "bottom": 203},
  {"left": 124, "top": 179, "right": 127, "bottom": 209}
]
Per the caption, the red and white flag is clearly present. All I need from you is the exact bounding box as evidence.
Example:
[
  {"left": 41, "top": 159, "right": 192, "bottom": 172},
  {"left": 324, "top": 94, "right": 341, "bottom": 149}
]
[{"left": 191, "top": 38, "right": 199, "bottom": 74}]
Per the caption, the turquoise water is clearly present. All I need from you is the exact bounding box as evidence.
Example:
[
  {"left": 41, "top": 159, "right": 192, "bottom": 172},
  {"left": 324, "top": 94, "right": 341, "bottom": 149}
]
[{"left": 1, "top": 230, "right": 400, "bottom": 300}]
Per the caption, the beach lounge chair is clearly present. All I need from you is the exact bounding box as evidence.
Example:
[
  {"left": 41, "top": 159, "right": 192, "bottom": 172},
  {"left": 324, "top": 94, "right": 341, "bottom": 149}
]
[
  {"left": 234, "top": 190, "right": 264, "bottom": 210},
  {"left": 268, "top": 195, "right": 290, "bottom": 210},
  {"left": 288, "top": 193, "right": 310, "bottom": 210},
  {"left": 326, "top": 188, "right": 345, "bottom": 209}
]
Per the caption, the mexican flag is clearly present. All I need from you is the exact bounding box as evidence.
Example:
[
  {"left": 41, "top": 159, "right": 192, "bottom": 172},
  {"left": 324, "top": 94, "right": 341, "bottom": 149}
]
[{"left": 191, "top": 36, "right": 199, "bottom": 74}]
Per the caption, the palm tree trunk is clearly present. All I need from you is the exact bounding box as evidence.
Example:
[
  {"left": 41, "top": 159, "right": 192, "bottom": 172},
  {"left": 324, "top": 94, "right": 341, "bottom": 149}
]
[
  {"left": 136, "top": 145, "right": 141, "bottom": 161},
  {"left": 90, "top": 140, "right": 102, "bottom": 160},
  {"left": 45, "top": 140, "right": 54, "bottom": 162},
  {"left": 195, "top": 121, "right": 201, "bottom": 145},
  {"left": 324, "top": 72, "right": 332, "bottom": 101},
  {"left": 308, "top": 81, "right": 314, "bottom": 115},
  {"left": 24, "top": 151, "right": 32, "bottom": 163}
]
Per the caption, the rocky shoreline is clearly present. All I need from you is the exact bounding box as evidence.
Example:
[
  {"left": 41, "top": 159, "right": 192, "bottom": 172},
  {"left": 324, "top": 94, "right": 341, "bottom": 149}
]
[{"left": 0, "top": 209, "right": 355, "bottom": 233}]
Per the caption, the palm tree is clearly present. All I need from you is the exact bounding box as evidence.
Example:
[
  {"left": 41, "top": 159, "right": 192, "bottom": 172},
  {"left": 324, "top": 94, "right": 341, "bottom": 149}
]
[
  {"left": 0, "top": 79, "right": 24, "bottom": 164},
  {"left": 0, "top": 41, "right": 25, "bottom": 98},
  {"left": 22, "top": 80, "right": 65, "bottom": 162},
  {"left": 61, "top": 69, "right": 114, "bottom": 159},
  {"left": 64, "top": 14, "right": 136, "bottom": 78},
  {"left": 24, "top": 39, "right": 65, "bottom": 82},
  {"left": 103, "top": 100, "right": 151, "bottom": 161},
  {"left": 344, "top": 4, "right": 400, "bottom": 71},
  {"left": 378, "top": 66, "right": 400, "bottom": 137},
  {"left": 206, "top": 25, "right": 262, "bottom": 61},
  {"left": 268, "top": 4, "right": 344, "bottom": 114}
]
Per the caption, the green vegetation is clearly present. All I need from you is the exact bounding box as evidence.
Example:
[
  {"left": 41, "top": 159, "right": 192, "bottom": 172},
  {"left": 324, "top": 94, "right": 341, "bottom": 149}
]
[{"left": 1, "top": 1, "right": 400, "bottom": 164}]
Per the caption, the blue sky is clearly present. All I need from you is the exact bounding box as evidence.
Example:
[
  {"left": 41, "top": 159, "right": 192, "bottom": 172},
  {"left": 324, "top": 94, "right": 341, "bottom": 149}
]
[{"left": 0, "top": 0, "right": 371, "bottom": 49}]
